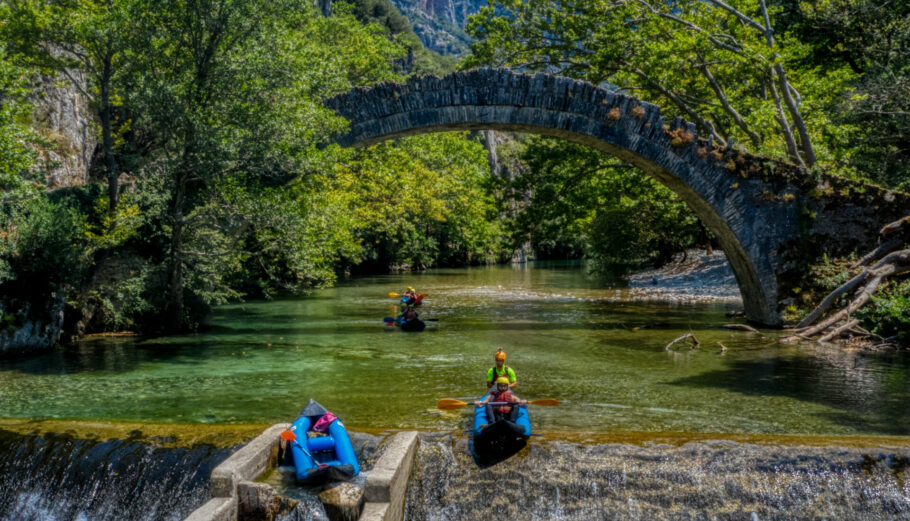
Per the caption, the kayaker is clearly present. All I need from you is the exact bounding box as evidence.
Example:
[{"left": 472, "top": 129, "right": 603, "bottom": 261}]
[
  {"left": 402, "top": 286, "right": 417, "bottom": 306},
  {"left": 475, "top": 376, "right": 526, "bottom": 424},
  {"left": 486, "top": 348, "right": 517, "bottom": 389},
  {"left": 399, "top": 305, "right": 419, "bottom": 322}
]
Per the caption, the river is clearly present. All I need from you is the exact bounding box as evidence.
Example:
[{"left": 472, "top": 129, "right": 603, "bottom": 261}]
[{"left": 1, "top": 262, "right": 910, "bottom": 520}]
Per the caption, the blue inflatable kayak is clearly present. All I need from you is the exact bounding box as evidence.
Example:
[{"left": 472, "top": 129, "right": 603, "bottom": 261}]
[
  {"left": 472, "top": 391, "right": 531, "bottom": 460},
  {"left": 383, "top": 316, "right": 426, "bottom": 331},
  {"left": 288, "top": 400, "right": 360, "bottom": 485}
]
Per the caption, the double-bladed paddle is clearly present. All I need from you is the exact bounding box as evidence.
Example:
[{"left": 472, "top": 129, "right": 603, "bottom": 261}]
[
  {"left": 383, "top": 317, "right": 439, "bottom": 322},
  {"left": 388, "top": 292, "right": 429, "bottom": 298},
  {"left": 436, "top": 398, "right": 559, "bottom": 410}
]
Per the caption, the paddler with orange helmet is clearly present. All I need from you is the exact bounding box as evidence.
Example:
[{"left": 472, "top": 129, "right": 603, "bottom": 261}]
[
  {"left": 475, "top": 376, "right": 526, "bottom": 424},
  {"left": 486, "top": 347, "right": 517, "bottom": 389}
]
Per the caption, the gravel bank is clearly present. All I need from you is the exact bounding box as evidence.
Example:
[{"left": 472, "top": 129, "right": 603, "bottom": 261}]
[{"left": 625, "top": 249, "right": 742, "bottom": 305}]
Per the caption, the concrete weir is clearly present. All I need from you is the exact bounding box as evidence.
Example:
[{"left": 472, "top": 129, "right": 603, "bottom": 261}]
[{"left": 183, "top": 426, "right": 419, "bottom": 521}]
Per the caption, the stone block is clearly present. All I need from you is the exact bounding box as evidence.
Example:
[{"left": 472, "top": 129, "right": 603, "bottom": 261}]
[
  {"left": 210, "top": 423, "right": 288, "bottom": 497},
  {"left": 364, "top": 431, "right": 418, "bottom": 521},
  {"left": 183, "top": 497, "right": 237, "bottom": 521},
  {"left": 357, "top": 502, "right": 389, "bottom": 521}
]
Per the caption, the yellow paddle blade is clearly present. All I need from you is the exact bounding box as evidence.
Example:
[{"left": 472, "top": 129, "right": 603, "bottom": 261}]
[
  {"left": 388, "top": 292, "right": 400, "bottom": 298},
  {"left": 528, "top": 398, "right": 559, "bottom": 406},
  {"left": 436, "top": 398, "right": 469, "bottom": 411},
  {"left": 280, "top": 430, "right": 297, "bottom": 441}
]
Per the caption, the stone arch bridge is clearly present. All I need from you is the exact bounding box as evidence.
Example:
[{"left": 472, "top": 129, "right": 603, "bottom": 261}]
[{"left": 325, "top": 68, "right": 909, "bottom": 326}]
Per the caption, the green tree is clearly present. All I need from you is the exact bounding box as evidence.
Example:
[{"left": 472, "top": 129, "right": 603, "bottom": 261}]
[
  {"left": 465, "top": 0, "right": 856, "bottom": 168},
  {"left": 334, "top": 132, "right": 507, "bottom": 270},
  {"left": 1, "top": 0, "right": 137, "bottom": 212},
  {"left": 508, "top": 137, "right": 706, "bottom": 267},
  {"left": 772, "top": 0, "right": 910, "bottom": 189},
  {"left": 0, "top": 47, "right": 40, "bottom": 195},
  {"left": 120, "top": 0, "right": 406, "bottom": 330}
]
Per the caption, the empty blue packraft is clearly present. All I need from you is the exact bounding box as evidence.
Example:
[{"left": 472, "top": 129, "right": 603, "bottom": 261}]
[{"left": 288, "top": 399, "right": 359, "bottom": 485}]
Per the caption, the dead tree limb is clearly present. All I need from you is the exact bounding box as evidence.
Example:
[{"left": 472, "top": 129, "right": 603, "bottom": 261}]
[
  {"left": 722, "top": 323, "right": 761, "bottom": 333},
  {"left": 798, "top": 249, "right": 910, "bottom": 329},
  {"left": 666, "top": 333, "right": 700, "bottom": 350},
  {"left": 851, "top": 237, "right": 905, "bottom": 268},
  {"left": 818, "top": 319, "right": 859, "bottom": 344}
]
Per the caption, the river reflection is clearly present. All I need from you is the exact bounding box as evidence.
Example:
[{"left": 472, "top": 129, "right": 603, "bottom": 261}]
[{"left": 1, "top": 262, "right": 908, "bottom": 435}]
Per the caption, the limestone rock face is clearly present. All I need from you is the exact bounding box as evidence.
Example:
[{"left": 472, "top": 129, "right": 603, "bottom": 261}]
[
  {"left": 0, "top": 294, "right": 66, "bottom": 357},
  {"left": 29, "top": 70, "right": 97, "bottom": 189},
  {"left": 318, "top": 482, "right": 365, "bottom": 521},
  {"left": 389, "top": 0, "right": 485, "bottom": 55}
]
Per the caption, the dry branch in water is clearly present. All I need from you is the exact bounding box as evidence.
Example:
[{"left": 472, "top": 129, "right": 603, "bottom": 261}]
[
  {"left": 786, "top": 215, "right": 910, "bottom": 346},
  {"left": 666, "top": 333, "right": 700, "bottom": 350},
  {"left": 722, "top": 323, "right": 761, "bottom": 334}
]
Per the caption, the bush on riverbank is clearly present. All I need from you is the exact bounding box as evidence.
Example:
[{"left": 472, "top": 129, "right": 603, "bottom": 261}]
[
  {"left": 856, "top": 280, "right": 910, "bottom": 346},
  {"left": 785, "top": 256, "right": 910, "bottom": 348}
]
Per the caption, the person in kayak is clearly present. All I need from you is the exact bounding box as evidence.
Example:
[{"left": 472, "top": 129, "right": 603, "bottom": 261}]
[
  {"left": 475, "top": 376, "right": 526, "bottom": 424},
  {"left": 486, "top": 348, "right": 517, "bottom": 389},
  {"left": 398, "top": 305, "right": 419, "bottom": 323},
  {"left": 401, "top": 286, "right": 417, "bottom": 306}
]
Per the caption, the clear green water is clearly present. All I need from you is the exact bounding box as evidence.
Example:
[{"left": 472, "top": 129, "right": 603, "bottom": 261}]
[{"left": 1, "top": 263, "right": 909, "bottom": 435}]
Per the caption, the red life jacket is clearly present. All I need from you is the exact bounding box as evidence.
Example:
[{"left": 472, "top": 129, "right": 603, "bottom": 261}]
[{"left": 490, "top": 388, "right": 513, "bottom": 413}]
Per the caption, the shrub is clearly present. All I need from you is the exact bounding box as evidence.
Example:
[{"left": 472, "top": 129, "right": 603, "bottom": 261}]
[{"left": 856, "top": 279, "right": 910, "bottom": 346}]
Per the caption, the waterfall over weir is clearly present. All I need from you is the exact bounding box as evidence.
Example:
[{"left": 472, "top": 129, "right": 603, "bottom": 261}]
[
  {"left": 405, "top": 433, "right": 910, "bottom": 521},
  {"left": 0, "top": 429, "right": 231, "bottom": 521}
]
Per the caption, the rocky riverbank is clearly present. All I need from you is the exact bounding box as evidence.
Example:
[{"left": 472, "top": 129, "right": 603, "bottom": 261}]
[{"left": 623, "top": 249, "right": 742, "bottom": 305}]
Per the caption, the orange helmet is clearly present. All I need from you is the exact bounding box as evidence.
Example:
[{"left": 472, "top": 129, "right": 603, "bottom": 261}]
[{"left": 495, "top": 349, "right": 506, "bottom": 361}]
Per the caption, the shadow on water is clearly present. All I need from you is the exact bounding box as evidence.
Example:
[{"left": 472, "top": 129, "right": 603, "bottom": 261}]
[
  {"left": 0, "top": 337, "right": 228, "bottom": 376},
  {"left": 668, "top": 353, "right": 910, "bottom": 435}
]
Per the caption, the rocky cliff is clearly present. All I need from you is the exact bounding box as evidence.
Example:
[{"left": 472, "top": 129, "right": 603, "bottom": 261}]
[
  {"left": 29, "top": 69, "right": 97, "bottom": 188},
  {"left": 388, "top": 0, "right": 485, "bottom": 55}
]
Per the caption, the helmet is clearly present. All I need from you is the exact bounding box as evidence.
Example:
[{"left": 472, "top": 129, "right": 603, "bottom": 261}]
[
  {"left": 407, "top": 286, "right": 414, "bottom": 291},
  {"left": 496, "top": 376, "right": 510, "bottom": 385},
  {"left": 495, "top": 349, "right": 506, "bottom": 361}
]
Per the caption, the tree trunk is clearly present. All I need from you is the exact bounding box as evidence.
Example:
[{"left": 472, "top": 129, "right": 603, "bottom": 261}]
[
  {"left": 167, "top": 170, "right": 188, "bottom": 331},
  {"left": 100, "top": 51, "right": 119, "bottom": 215}
]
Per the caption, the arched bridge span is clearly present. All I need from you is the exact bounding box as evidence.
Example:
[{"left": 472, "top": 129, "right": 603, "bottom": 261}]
[{"left": 325, "top": 68, "right": 909, "bottom": 326}]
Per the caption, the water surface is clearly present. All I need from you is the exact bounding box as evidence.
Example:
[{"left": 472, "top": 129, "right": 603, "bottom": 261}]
[{"left": 2, "top": 263, "right": 909, "bottom": 436}]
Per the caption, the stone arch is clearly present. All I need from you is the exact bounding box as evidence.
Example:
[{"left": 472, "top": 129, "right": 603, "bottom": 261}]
[{"left": 325, "top": 68, "right": 814, "bottom": 326}]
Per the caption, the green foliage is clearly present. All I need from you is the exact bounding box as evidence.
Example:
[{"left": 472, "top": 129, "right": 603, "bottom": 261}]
[
  {"left": 773, "top": 0, "right": 910, "bottom": 190},
  {"left": 464, "top": 0, "right": 854, "bottom": 168},
  {"left": 0, "top": 49, "right": 41, "bottom": 194},
  {"left": 857, "top": 279, "right": 910, "bottom": 345},
  {"left": 335, "top": 0, "right": 456, "bottom": 76},
  {"left": 334, "top": 132, "right": 507, "bottom": 270},
  {"left": 506, "top": 137, "right": 706, "bottom": 268},
  {"left": 0, "top": 196, "right": 87, "bottom": 302}
]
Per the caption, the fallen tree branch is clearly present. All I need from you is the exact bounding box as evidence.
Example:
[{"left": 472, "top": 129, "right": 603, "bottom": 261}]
[
  {"left": 666, "top": 333, "right": 700, "bottom": 350},
  {"left": 722, "top": 323, "right": 761, "bottom": 333},
  {"left": 798, "top": 249, "right": 910, "bottom": 331},
  {"left": 818, "top": 319, "right": 859, "bottom": 344},
  {"left": 851, "top": 237, "right": 905, "bottom": 268}
]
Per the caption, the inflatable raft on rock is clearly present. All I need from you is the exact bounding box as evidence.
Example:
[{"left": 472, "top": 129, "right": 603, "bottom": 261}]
[{"left": 287, "top": 399, "right": 360, "bottom": 485}]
